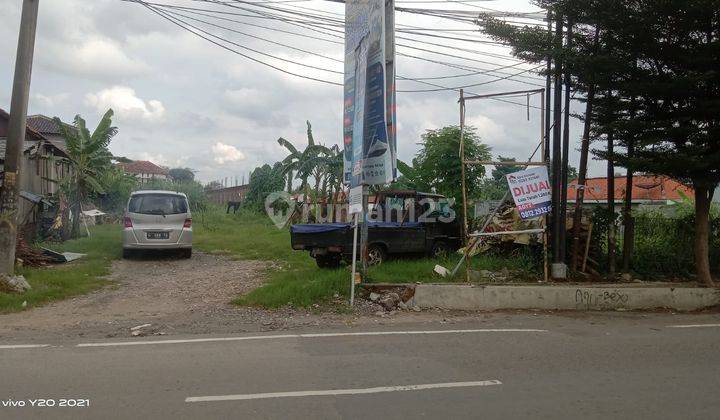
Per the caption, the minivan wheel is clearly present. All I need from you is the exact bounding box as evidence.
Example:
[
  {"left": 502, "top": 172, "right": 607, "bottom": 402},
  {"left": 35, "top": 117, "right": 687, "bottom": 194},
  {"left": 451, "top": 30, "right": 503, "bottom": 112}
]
[
  {"left": 181, "top": 248, "right": 192, "bottom": 259},
  {"left": 122, "top": 249, "right": 134, "bottom": 259}
]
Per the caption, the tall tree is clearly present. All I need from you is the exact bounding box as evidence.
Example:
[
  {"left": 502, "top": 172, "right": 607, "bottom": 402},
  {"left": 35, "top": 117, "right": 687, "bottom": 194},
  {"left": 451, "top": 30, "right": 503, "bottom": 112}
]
[
  {"left": 409, "top": 126, "right": 491, "bottom": 206},
  {"left": 168, "top": 167, "right": 195, "bottom": 183},
  {"left": 594, "top": 0, "right": 720, "bottom": 286},
  {"left": 56, "top": 109, "right": 117, "bottom": 238}
]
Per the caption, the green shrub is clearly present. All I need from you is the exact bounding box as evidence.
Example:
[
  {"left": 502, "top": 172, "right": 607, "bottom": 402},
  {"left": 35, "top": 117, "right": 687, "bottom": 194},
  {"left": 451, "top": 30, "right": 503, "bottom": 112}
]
[{"left": 591, "top": 204, "right": 720, "bottom": 278}]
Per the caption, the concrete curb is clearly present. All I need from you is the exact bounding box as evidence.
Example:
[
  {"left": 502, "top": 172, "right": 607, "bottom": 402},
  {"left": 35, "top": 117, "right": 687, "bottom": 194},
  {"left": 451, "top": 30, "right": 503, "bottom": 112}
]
[{"left": 409, "top": 284, "right": 720, "bottom": 312}]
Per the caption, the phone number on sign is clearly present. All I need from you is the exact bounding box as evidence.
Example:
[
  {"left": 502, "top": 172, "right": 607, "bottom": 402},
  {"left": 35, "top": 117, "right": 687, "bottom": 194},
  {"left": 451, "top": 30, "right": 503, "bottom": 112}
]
[
  {"left": 2, "top": 398, "right": 90, "bottom": 408},
  {"left": 520, "top": 205, "right": 551, "bottom": 219}
]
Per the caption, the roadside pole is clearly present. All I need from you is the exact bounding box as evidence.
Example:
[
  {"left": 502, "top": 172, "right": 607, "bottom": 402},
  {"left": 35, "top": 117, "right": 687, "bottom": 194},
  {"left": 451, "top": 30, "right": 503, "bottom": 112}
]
[
  {"left": 550, "top": 10, "right": 566, "bottom": 280},
  {"left": 0, "top": 0, "right": 40, "bottom": 277},
  {"left": 348, "top": 185, "right": 363, "bottom": 305},
  {"left": 360, "top": 185, "right": 369, "bottom": 276},
  {"left": 350, "top": 212, "right": 359, "bottom": 305}
]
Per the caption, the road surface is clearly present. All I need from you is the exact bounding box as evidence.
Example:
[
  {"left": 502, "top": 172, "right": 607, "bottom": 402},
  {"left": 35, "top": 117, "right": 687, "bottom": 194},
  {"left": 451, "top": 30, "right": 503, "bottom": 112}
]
[{"left": 1, "top": 314, "right": 719, "bottom": 419}]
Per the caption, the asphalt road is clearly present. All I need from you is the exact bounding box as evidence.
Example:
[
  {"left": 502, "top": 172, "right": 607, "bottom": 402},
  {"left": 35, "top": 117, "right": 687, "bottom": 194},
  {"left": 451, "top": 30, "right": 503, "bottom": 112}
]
[{"left": 1, "top": 314, "right": 719, "bottom": 420}]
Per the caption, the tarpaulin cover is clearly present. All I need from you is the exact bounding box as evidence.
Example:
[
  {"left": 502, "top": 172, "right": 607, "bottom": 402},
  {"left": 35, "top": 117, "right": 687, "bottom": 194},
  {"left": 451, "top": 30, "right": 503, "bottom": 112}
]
[
  {"left": 291, "top": 221, "right": 421, "bottom": 234},
  {"left": 369, "top": 221, "right": 422, "bottom": 228},
  {"left": 291, "top": 223, "right": 350, "bottom": 234}
]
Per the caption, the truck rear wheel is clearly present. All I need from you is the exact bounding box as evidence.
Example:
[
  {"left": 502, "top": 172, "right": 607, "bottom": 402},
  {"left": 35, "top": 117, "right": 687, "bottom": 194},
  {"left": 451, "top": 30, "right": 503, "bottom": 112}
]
[
  {"left": 367, "top": 244, "right": 386, "bottom": 266},
  {"left": 431, "top": 241, "right": 450, "bottom": 258},
  {"left": 316, "top": 254, "right": 341, "bottom": 269}
]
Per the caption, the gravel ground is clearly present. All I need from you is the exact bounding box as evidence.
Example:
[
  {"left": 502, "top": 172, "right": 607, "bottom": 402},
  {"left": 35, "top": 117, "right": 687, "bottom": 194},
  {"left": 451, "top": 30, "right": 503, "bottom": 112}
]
[{"left": 0, "top": 252, "right": 483, "bottom": 342}]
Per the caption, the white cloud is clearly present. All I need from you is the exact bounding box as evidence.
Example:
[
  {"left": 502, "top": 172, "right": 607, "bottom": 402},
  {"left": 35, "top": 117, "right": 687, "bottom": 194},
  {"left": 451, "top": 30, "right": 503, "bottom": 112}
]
[
  {"left": 44, "top": 37, "right": 149, "bottom": 79},
  {"left": 212, "top": 142, "right": 246, "bottom": 164},
  {"left": 136, "top": 152, "right": 187, "bottom": 169},
  {"left": 466, "top": 114, "right": 505, "bottom": 142},
  {"left": 31, "top": 93, "right": 69, "bottom": 108},
  {"left": 85, "top": 86, "right": 165, "bottom": 122}
]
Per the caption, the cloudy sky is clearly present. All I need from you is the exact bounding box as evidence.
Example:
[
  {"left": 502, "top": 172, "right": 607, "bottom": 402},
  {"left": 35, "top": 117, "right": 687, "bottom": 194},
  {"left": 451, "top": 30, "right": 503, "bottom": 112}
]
[{"left": 1, "top": 0, "right": 603, "bottom": 184}]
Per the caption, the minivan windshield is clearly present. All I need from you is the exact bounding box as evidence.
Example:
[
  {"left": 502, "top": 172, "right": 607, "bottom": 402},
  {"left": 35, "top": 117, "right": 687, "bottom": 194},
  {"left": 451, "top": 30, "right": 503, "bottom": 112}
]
[{"left": 128, "top": 194, "right": 188, "bottom": 215}]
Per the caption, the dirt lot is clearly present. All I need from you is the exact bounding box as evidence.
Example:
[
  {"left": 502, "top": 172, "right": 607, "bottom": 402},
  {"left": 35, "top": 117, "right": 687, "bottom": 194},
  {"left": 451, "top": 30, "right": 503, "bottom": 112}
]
[{"left": 0, "top": 252, "right": 481, "bottom": 342}]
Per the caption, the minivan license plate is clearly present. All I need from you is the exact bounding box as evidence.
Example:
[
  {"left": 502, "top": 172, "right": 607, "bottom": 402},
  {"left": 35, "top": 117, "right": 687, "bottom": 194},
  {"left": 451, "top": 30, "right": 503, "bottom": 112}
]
[{"left": 147, "top": 232, "right": 169, "bottom": 240}]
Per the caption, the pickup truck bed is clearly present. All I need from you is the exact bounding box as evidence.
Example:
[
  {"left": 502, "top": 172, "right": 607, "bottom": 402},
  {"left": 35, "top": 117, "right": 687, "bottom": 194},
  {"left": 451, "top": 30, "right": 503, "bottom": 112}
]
[{"left": 290, "top": 221, "right": 461, "bottom": 268}]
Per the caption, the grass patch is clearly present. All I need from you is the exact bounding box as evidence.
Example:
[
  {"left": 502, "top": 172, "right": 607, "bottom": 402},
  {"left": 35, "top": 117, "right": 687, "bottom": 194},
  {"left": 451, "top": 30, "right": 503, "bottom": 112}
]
[
  {"left": 195, "top": 206, "right": 542, "bottom": 309},
  {"left": 0, "top": 224, "right": 121, "bottom": 313}
]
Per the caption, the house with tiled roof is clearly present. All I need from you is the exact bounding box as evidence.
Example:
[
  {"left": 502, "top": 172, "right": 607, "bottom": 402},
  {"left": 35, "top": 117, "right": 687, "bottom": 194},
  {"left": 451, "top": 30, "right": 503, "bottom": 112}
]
[
  {"left": 26, "top": 114, "right": 74, "bottom": 154},
  {"left": 567, "top": 175, "right": 695, "bottom": 210},
  {"left": 1, "top": 108, "right": 71, "bottom": 223},
  {"left": 117, "top": 160, "right": 169, "bottom": 184}
]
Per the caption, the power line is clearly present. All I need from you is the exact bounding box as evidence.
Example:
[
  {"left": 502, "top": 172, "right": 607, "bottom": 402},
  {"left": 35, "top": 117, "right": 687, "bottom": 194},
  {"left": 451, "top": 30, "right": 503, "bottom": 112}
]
[
  {"left": 145, "top": 0, "right": 544, "bottom": 85},
  {"left": 127, "top": 0, "right": 343, "bottom": 85},
  {"left": 398, "top": 64, "right": 544, "bottom": 92},
  {"left": 124, "top": 0, "right": 551, "bottom": 107}
]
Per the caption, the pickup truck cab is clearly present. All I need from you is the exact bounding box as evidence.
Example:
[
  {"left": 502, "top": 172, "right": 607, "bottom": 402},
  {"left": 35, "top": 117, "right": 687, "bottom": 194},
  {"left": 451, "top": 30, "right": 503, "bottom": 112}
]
[{"left": 290, "top": 191, "right": 462, "bottom": 268}]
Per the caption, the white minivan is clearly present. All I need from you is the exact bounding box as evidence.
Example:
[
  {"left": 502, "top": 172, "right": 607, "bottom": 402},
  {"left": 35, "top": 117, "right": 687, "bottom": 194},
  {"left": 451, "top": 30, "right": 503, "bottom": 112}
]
[{"left": 122, "top": 190, "right": 192, "bottom": 258}]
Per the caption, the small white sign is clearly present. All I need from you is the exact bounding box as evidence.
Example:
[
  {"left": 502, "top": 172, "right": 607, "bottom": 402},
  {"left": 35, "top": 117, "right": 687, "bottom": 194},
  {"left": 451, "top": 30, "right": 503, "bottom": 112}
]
[
  {"left": 506, "top": 166, "right": 552, "bottom": 220},
  {"left": 349, "top": 186, "right": 363, "bottom": 214}
]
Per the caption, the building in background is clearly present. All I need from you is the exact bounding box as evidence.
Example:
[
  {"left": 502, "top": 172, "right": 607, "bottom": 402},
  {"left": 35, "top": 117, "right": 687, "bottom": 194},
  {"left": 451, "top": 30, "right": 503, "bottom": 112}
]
[
  {"left": 117, "top": 160, "right": 169, "bottom": 184},
  {"left": 26, "top": 114, "right": 70, "bottom": 155},
  {"left": 0, "top": 108, "right": 70, "bottom": 225},
  {"left": 567, "top": 175, "right": 695, "bottom": 212},
  {"left": 206, "top": 184, "right": 249, "bottom": 207}
]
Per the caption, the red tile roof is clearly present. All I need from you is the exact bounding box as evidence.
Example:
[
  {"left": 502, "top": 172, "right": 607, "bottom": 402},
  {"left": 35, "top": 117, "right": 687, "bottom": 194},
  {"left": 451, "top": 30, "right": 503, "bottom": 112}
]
[
  {"left": 27, "top": 115, "right": 63, "bottom": 134},
  {"left": 117, "top": 160, "right": 169, "bottom": 176},
  {"left": 568, "top": 175, "right": 694, "bottom": 203},
  {"left": 0, "top": 108, "right": 45, "bottom": 140}
]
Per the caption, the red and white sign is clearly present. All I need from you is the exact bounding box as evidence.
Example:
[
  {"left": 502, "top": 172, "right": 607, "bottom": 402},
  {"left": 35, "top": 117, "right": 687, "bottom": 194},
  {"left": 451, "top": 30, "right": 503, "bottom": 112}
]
[{"left": 506, "top": 166, "right": 552, "bottom": 220}]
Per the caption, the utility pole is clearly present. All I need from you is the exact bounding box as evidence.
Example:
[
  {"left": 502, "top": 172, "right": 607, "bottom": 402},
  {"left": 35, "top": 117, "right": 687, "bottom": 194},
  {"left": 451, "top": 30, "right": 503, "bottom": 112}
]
[
  {"left": 0, "top": 0, "right": 40, "bottom": 278},
  {"left": 559, "top": 19, "right": 573, "bottom": 263},
  {"left": 544, "top": 11, "right": 552, "bottom": 163},
  {"left": 550, "top": 10, "right": 566, "bottom": 279}
]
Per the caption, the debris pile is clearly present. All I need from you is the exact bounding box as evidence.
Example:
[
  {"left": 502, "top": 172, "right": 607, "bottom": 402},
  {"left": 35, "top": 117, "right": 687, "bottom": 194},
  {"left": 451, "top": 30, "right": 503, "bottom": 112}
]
[
  {"left": 15, "top": 235, "right": 54, "bottom": 267},
  {"left": 0, "top": 274, "right": 31, "bottom": 293},
  {"left": 363, "top": 284, "right": 417, "bottom": 312}
]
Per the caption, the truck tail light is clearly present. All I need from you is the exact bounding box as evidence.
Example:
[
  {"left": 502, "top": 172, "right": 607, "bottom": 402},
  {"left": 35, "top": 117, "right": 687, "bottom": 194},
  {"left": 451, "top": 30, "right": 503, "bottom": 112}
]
[
  {"left": 123, "top": 217, "right": 133, "bottom": 228},
  {"left": 183, "top": 218, "right": 192, "bottom": 228}
]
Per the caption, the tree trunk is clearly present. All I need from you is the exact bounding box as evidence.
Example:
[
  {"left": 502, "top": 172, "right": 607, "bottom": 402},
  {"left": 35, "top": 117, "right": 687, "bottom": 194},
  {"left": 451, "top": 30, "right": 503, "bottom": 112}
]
[
  {"left": 694, "top": 184, "right": 715, "bottom": 287},
  {"left": 607, "top": 131, "right": 616, "bottom": 279},
  {"left": 286, "top": 171, "right": 293, "bottom": 194},
  {"left": 71, "top": 189, "right": 81, "bottom": 239},
  {"left": 571, "top": 83, "right": 596, "bottom": 271},
  {"left": 622, "top": 139, "right": 634, "bottom": 272}
]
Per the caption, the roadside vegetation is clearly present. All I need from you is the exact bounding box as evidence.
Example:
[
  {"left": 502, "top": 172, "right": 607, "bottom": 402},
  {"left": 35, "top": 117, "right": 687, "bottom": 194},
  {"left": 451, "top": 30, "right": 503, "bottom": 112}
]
[
  {"left": 0, "top": 225, "right": 120, "bottom": 313},
  {"left": 194, "top": 207, "right": 540, "bottom": 309}
]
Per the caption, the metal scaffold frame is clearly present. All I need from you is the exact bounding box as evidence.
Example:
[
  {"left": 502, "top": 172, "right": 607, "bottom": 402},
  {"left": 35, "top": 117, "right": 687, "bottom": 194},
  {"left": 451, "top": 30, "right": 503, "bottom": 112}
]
[{"left": 457, "top": 88, "right": 550, "bottom": 283}]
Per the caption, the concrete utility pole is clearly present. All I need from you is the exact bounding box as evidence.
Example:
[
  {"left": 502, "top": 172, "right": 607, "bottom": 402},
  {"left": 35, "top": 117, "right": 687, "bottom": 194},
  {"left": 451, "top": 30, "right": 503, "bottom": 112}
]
[
  {"left": 559, "top": 20, "right": 573, "bottom": 262},
  {"left": 550, "top": 11, "right": 566, "bottom": 279},
  {"left": 0, "top": 0, "right": 40, "bottom": 278}
]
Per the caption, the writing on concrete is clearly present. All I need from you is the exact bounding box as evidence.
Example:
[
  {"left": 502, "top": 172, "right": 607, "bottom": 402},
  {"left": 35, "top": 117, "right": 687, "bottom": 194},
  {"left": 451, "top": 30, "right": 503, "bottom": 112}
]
[{"left": 575, "top": 289, "right": 630, "bottom": 309}]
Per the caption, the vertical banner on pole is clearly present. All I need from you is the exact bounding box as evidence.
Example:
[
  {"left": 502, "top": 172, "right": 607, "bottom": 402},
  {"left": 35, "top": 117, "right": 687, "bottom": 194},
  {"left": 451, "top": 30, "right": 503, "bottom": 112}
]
[
  {"left": 344, "top": 0, "right": 396, "bottom": 304},
  {"left": 385, "top": 0, "right": 397, "bottom": 181},
  {"left": 343, "top": 0, "right": 396, "bottom": 188}
]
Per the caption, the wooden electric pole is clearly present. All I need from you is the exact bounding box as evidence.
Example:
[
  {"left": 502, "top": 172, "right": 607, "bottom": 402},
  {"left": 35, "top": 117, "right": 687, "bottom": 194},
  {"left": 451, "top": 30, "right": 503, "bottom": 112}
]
[{"left": 0, "top": 0, "right": 40, "bottom": 277}]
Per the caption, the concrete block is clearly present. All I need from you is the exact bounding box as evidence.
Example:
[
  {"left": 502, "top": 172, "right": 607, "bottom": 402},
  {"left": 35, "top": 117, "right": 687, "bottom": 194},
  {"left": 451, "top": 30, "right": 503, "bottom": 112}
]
[{"left": 410, "top": 284, "right": 720, "bottom": 312}]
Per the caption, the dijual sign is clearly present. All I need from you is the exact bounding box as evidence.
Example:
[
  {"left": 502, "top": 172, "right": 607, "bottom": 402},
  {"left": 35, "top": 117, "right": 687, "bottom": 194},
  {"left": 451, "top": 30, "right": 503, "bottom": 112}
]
[{"left": 506, "top": 166, "right": 552, "bottom": 220}]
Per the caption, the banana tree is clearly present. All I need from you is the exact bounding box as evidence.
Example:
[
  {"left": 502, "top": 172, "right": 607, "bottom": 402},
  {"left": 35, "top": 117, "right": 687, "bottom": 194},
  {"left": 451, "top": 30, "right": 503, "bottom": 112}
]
[{"left": 55, "top": 109, "right": 117, "bottom": 238}]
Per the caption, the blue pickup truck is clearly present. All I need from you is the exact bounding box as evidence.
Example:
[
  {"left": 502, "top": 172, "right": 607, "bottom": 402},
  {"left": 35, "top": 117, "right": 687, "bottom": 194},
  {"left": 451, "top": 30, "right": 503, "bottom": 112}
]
[{"left": 290, "top": 191, "right": 462, "bottom": 268}]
